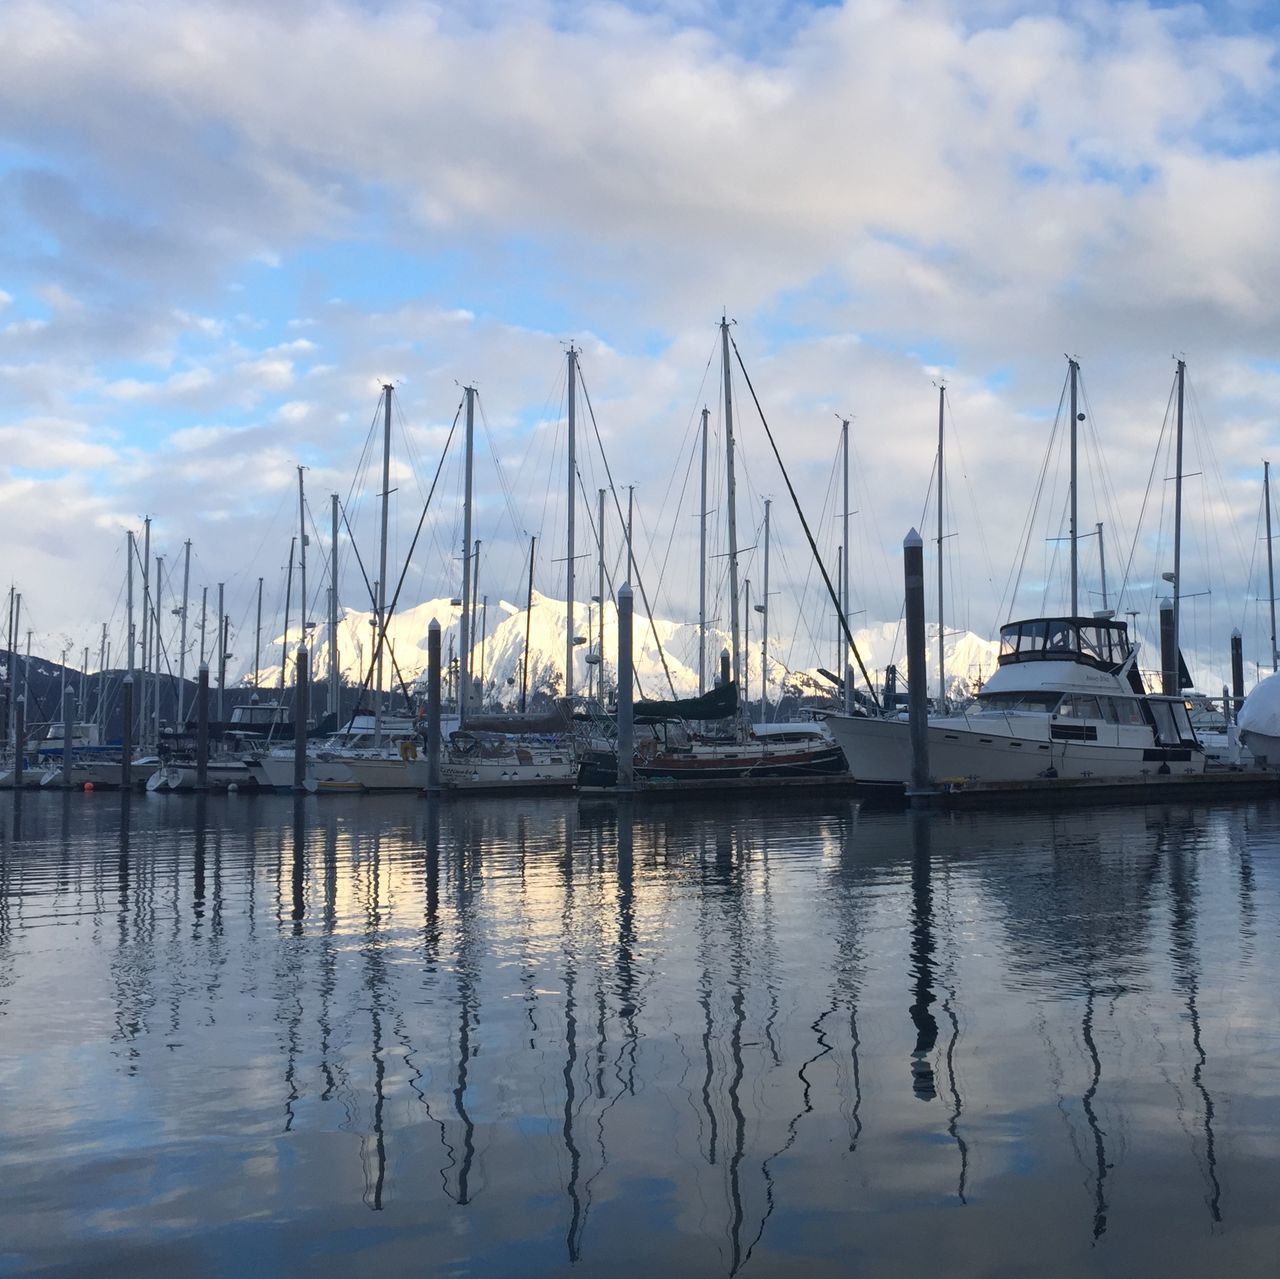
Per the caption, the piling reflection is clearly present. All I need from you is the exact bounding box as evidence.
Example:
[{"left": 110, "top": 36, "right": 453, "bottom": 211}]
[{"left": 0, "top": 793, "right": 1275, "bottom": 1275}]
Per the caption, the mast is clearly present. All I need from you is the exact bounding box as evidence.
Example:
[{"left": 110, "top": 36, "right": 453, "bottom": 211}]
[
  {"left": 627, "top": 485, "right": 635, "bottom": 582},
  {"left": 935, "top": 386, "right": 945, "bottom": 710},
  {"left": 330, "top": 492, "right": 340, "bottom": 721},
  {"left": 153, "top": 554, "right": 164, "bottom": 741},
  {"left": 480, "top": 595, "right": 488, "bottom": 706},
  {"left": 565, "top": 348, "right": 578, "bottom": 700},
  {"left": 5, "top": 587, "right": 12, "bottom": 746},
  {"left": 471, "top": 539, "right": 481, "bottom": 705},
  {"left": 521, "top": 535, "right": 536, "bottom": 713},
  {"left": 841, "top": 418, "right": 852, "bottom": 714},
  {"left": 743, "top": 578, "right": 751, "bottom": 711},
  {"left": 459, "top": 385, "right": 476, "bottom": 723},
  {"left": 97, "top": 622, "right": 107, "bottom": 734},
  {"left": 178, "top": 539, "right": 191, "bottom": 726},
  {"left": 199, "top": 586, "right": 207, "bottom": 666},
  {"left": 761, "top": 498, "right": 771, "bottom": 718},
  {"left": 1266, "top": 462, "right": 1277, "bottom": 672},
  {"left": 254, "top": 576, "right": 263, "bottom": 689},
  {"left": 126, "top": 532, "right": 135, "bottom": 734},
  {"left": 375, "top": 382, "right": 393, "bottom": 744},
  {"left": 298, "top": 465, "right": 308, "bottom": 653},
  {"left": 1172, "top": 359, "right": 1186, "bottom": 688},
  {"left": 1097, "top": 523, "right": 1109, "bottom": 614},
  {"left": 721, "top": 316, "right": 742, "bottom": 688},
  {"left": 699, "top": 406, "right": 709, "bottom": 693},
  {"left": 141, "top": 517, "right": 151, "bottom": 746},
  {"left": 216, "top": 582, "right": 225, "bottom": 721},
  {"left": 1068, "top": 358, "right": 1081, "bottom": 615},
  {"left": 280, "top": 536, "right": 295, "bottom": 692},
  {"left": 597, "top": 487, "right": 606, "bottom": 704}
]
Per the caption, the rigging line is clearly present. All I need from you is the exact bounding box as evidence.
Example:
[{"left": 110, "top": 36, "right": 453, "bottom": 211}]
[
  {"left": 1116, "top": 375, "right": 1178, "bottom": 613},
  {"left": 650, "top": 415, "right": 704, "bottom": 631},
  {"left": 477, "top": 394, "right": 533, "bottom": 539},
  {"left": 729, "top": 333, "right": 880, "bottom": 711},
  {"left": 577, "top": 368, "right": 679, "bottom": 698},
  {"left": 945, "top": 389, "right": 998, "bottom": 623},
  {"left": 999, "top": 373, "right": 1069, "bottom": 623},
  {"left": 376, "top": 402, "right": 464, "bottom": 683}
]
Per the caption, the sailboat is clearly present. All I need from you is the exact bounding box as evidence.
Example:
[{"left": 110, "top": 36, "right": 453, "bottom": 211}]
[
  {"left": 826, "top": 359, "right": 1207, "bottom": 791},
  {"left": 579, "top": 317, "right": 848, "bottom": 789}
]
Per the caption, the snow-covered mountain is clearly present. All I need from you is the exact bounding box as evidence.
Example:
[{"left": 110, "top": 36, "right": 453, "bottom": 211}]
[{"left": 244, "top": 591, "right": 1000, "bottom": 705}]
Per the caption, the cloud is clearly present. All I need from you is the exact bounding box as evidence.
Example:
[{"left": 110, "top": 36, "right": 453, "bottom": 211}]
[{"left": 0, "top": 0, "right": 1278, "bottom": 687}]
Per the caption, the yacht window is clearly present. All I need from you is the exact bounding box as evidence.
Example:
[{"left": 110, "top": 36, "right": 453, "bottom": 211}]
[
  {"left": 1148, "top": 699, "right": 1179, "bottom": 744},
  {"left": 1017, "top": 621, "right": 1050, "bottom": 655},
  {"left": 1046, "top": 623, "right": 1076, "bottom": 653},
  {"left": 1058, "top": 694, "right": 1103, "bottom": 719},
  {"left": 1078, "top": 627, "right": 1108, "bottom": 663},
  {"left": 1113, "top": 698, "right": 1144, "bottom": 725},
  {"left": 976, "top": 691, "right": 1062, "bottom": 712}
]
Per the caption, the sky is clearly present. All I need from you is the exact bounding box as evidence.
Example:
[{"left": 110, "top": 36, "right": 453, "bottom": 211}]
[{"left": 4, "top": 0, "right": 1280, "bottom": 689}]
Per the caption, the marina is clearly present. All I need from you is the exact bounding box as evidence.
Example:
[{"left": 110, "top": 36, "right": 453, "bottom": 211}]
[
  {"left": 7, "top": 3, "right": 1280, "bottom": 1274},
  {"left": 1, "top": 788, "right": 1277, "bottom": 1275}
]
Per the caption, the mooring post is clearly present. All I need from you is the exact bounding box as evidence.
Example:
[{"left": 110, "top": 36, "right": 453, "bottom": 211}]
[
  {"left": 293, "top": 644, "right": 309, "bottom": 793},
  {"left": 120, "top": 676, "right": 133, "bottom": 791},
  {"left": 13, "top": 695, "right": 24, "bottom": 789},
  {"left": 62, "top": 687, "right": 76, "bottom": 789},
  {"left": 196, "top": 661, "right": 210, "bottom": 791},
  {"left": 1160, "top": 597, "right": 1176, "bottom": 696},
  {"left": 1230, "top": 629, "right": 1244, "bottom": 720},
  {"left": 904, "top": 529, "right": 932, "bottom": 796},
  {"left": 617, "top": 583, "right": 635, "bottom": 792},
  {"left": 426, "top": 619, "right": 442, "bottom": 794}
]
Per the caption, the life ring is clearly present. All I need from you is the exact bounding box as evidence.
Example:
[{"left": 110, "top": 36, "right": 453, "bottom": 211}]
[{"left": 399, "top": 740, "right": 418, "bottom": 761}]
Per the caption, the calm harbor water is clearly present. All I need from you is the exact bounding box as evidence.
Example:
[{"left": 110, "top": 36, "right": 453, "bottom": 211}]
[{"left": 1, "top": 791, "right": 1277, "bottom": 1276}]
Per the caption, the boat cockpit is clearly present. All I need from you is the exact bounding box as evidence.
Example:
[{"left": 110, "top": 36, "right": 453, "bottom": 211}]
[{"left": 997, "top": 617, "right": 1134, "bottom": 673}]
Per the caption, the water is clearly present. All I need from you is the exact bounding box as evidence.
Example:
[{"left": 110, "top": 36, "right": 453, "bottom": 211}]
[{"left": 1, "top": 791, "right": 1278, "bottom": 1276}]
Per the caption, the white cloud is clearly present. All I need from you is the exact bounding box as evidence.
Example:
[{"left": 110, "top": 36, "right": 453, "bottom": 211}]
[{"left": 0, "top": 0, "right": 1278, "bottom": 686}]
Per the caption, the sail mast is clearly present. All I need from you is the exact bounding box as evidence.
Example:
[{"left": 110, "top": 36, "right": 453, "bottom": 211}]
[
  {"left": 254, "top": 576, "right": 262, "bottom": 689},
  {"left": 280, "top": 537, "right": 295, "bottom": 692},
  {"left": 761, "top": 497, "right": 771, "bottom": 718},
  {"left": 597, "top": 487, "right": 606, "bottom": 703},
  {"left": 521, "top": 535, "right": 536, "bottom": 713},
  {"left": 375, "top": 382, "right": 393, "bottom": 744},
  {"left": 330, "top": 493, "right": 340, "bottom": 721},
  {"left": 126, "top": 530, "right": 136, "bottom": 738},
  {"left": 842, "top": 418, "right": 852, "bottom": 714},
  {"left": 298, "top": 464, "right": 308, "bottom": 658},
  {"left": 936, "top": 386, "right": 945, "bottom": 710},
  {"left": 1097, "top": 523, "right": 1109, "bottom": 615},
  {"left": 699, "top": 407, "right": 709, "bottom": 693},
  {"left": 721, "top": 317, "right": 742, "bottom": 688},
  {"left": 460, "top": 385, "right": 476, "bottom": 724},
  {"left": 1069, "top": 357, "right": 1080, "bottom": 616},
  {"left": 176, "top": 540, "right": 191, "bottom": 725},
  {"left": 141, "top": 517, "right": 151, "bottom": 747},
  {"left": 1266, "top": 461, "right": 1277, "bottom": 672},
  {"left": 1172, "top": 359, "right": 1186, "bottom": 689},
  {"left": 565, "top": 347, "right": 578, "bottom": 700}
]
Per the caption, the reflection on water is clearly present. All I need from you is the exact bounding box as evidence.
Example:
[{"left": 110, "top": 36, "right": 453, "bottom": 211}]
[{"left": 2, "top": 791, "right": 1279, "bottom": 1276}]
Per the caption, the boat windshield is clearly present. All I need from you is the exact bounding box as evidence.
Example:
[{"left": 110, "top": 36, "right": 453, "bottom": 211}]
[{"left": 998, "top": 618, "right": 1132, "bottom": 670}]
